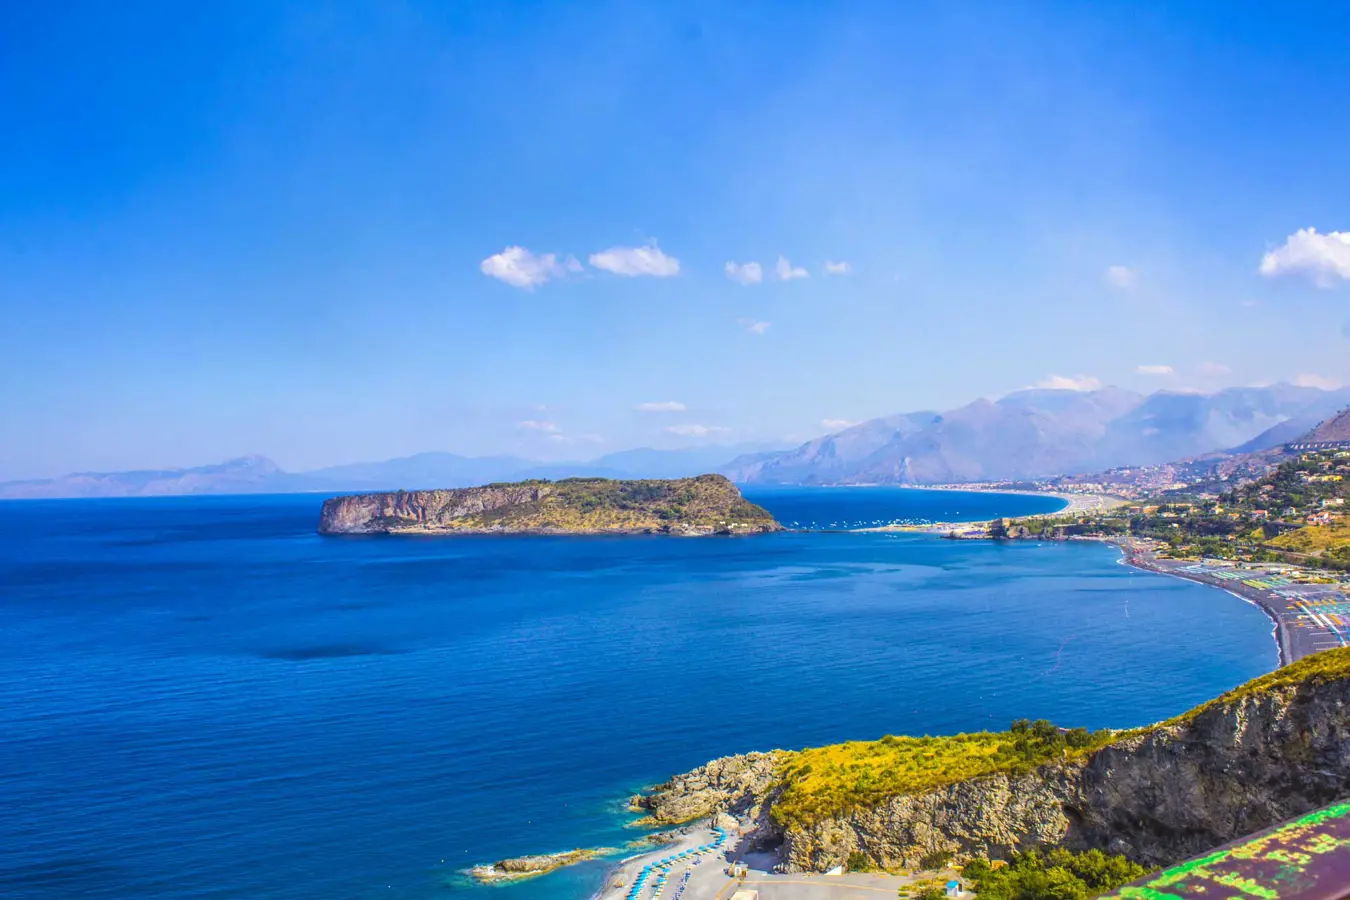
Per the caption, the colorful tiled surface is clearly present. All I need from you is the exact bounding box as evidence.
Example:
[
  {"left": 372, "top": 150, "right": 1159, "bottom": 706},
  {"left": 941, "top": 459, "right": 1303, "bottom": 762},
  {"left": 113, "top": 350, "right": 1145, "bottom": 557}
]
[{"left": 1107, "top": 802, "right": 1350, "bottom": 899}]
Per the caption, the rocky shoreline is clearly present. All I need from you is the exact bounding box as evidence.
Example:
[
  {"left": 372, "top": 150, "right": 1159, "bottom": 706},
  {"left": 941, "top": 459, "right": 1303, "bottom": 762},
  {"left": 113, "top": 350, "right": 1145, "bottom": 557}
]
[{"left": 626, "top": 653, "right": 1350, "bottom": 874}]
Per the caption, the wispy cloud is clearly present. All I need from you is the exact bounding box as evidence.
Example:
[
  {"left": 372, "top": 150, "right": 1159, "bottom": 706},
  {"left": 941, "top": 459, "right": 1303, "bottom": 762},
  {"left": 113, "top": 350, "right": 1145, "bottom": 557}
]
[
  {"left": 724, "top": 261, "right": 762, "bottom": 285},
  {"left": 480, "top": 246, "right": 581, "bottom": 289},
  {"left": 823, "top": 260, "right": 852, "bottom": 275},
  {"left": 737, "top": 318, "right": 771, "bottom": 335},
  {"left": 821, "top": 418, "right": 859, "bottom": 430},
  {"left": 775, "top": 256, "right": 808, "bottom": 281},
  {"left": 1295, "top": 373, "right": 1344, "bottom": 390},
  {"left": 1199, "top": 361, "right": 1232, "bottom": 376},
  {"left": 635, "top": 401, "right": 686, "bottom": 413},
  {"left": 588, "top": 243, "right": 680, "bottom": 278},
  {"left": 1104, "top": 265, "right": 1137, "bottom": 290},
  {"left": 548, "top": 432, "right": 606, "bottom": 445},
  {"left": 1260, "top": 228, "right": 1350, "bottom": 287},
  {"left": 1034, "top": 374, "right": 1103, "bottom": 391},
  {"left": 665, "top": 424, "right": 730, "bottom": 437},
  {"left": 516, "top": 419, "right": 559, "bottom": 432},
  {"left": 1135, "top": 364, "right": 1174, "bottom": 376}
]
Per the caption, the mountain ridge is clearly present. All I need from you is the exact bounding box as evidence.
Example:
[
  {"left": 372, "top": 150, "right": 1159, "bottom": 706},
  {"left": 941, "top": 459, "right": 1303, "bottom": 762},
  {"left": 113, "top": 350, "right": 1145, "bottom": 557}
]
[{"left": 724, "top": 383, "right": 1350, "bottom": 486}]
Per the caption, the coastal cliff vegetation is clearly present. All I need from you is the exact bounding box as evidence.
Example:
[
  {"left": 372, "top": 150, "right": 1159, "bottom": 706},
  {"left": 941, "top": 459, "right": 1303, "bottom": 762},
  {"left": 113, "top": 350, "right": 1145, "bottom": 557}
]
[
  {"left": 633, "top": 647, "right": 1350, "bottom": 874},
  {"left": 773, "top": 720, "right": 1109, "bottom": 829},
  {"left": 317, "top": 474, "right": 781, "bottom": 535}
]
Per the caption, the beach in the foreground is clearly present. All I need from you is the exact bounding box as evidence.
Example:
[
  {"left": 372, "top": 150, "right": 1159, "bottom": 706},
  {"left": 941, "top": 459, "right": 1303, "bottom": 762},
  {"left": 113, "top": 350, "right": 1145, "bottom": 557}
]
[{"left": 592, "top": 824, "right": 961, "bottom": 900}]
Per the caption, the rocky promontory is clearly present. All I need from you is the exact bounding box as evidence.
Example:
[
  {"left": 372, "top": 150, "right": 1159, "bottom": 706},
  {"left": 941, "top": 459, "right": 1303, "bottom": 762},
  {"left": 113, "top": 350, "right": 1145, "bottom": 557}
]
[
  {"left": 317, "top": 474, "right": 782, "bottom": 536},
  {"left": 630, "top": 649, "right": 1350, "bottom": 873}
]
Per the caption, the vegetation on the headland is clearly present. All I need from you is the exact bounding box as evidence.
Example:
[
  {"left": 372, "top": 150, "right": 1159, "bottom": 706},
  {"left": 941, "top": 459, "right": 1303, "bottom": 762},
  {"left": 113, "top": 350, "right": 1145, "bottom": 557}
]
[
  {"left": 469, "top": 476, "right": 777, "bottom": 531},
  {"left": 771, "top": 719, "right": 1111, "bottom": 829},
  {"left": 960, "top": 849, "right": 1147, "bottom": 900},
  {"left": 1159, "top": 645, "right": 1350, "bottom": 728},
  {"left": 321, "top": 474, "right": 781, "bottom": 534},
  {"left": 1271, "top": 519, "right": 1350, "bottom": 561},
  {"left": 765, "top": 649, "right": 1350, "bottom": 831}
]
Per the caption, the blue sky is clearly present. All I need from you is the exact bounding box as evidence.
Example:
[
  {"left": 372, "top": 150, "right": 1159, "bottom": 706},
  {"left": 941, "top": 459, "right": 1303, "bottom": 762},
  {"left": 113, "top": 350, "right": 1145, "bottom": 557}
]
[{"left": 3, "top": 1, "right": 1350, "bottom": 479}]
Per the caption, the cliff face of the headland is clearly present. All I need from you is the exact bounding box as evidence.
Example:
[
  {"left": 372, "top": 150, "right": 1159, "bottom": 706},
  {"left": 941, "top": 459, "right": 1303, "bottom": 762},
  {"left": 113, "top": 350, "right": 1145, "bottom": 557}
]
[
  {"left": 632, "top": 650, "right": 1350, "bottom": 872},
  {"left": 317, "top": 474, "right": 782, "bottom": 536}
]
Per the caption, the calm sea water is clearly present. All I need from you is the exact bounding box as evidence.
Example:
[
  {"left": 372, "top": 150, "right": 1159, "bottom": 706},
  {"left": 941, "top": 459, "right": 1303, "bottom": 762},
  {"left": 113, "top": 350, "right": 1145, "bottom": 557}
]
[{"left": 0, "top": 489, "right": 1276, "bottom": 900}]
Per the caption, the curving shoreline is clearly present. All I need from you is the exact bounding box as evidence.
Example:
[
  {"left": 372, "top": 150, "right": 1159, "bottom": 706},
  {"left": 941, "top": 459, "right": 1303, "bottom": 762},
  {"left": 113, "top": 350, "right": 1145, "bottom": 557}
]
[{"left": 1106, "top": 536, "right": 1299, "bottom": 665}]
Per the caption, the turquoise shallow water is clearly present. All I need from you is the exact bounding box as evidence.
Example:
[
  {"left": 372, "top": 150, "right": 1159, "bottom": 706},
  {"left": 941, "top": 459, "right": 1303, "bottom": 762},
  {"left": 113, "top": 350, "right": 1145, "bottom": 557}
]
[{"left": 0, "top": 489, "right": 1277, "bottom": 900}]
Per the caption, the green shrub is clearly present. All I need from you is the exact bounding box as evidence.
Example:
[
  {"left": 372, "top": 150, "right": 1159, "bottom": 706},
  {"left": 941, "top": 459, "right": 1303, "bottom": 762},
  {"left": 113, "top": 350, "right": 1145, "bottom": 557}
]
[{"left": 962, "top": 849, "right": 1146, "bottom": 900}]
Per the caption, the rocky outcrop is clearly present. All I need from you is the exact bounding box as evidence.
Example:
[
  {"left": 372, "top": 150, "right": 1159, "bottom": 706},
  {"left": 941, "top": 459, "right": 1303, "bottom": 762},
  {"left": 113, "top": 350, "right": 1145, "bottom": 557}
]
[
  {"left": 470, "top": 848, "right": 614, "bottom": 882},
  {"left": 317, "top": 475, "right": 782, "bottom": 536},
  {"left": 629, "top": 752, "right": 784, "bottom": 825},
  {"left": 633, "top": 655, "right": 1350, "bottom": 873},
  {"left": 318, "top": 483, "right": 548, "bottom": 534}
]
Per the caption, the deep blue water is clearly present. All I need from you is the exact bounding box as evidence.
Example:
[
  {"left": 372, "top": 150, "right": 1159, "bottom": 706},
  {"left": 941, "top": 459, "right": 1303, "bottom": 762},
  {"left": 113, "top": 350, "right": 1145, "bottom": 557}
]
[{"left": 0, "top": 489, "right": 1277, "bottom": 900}]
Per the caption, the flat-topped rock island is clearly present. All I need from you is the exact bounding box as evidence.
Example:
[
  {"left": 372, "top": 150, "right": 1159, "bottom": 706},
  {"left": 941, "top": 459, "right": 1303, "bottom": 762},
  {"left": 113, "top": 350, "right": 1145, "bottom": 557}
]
[{"left": 317, "top": 474, "right": 783, "bottom": 536}]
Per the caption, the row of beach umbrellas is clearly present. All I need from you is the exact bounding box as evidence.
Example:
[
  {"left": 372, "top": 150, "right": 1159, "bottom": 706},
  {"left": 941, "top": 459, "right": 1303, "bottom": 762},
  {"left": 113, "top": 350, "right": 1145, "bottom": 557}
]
[{"left": 625, "top": 828, "right": 728, "bottom": 900}]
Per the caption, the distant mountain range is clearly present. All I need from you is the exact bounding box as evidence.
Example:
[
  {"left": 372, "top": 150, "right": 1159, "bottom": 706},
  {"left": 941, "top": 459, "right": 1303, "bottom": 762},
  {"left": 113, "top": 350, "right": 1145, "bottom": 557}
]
[
  {"left": 6, "top": 384, "right": 1348, "bottom": 499},
  {"left": 722, "top": 384, "right": 1350, "bottom": 485},
  {"left": 0, "top": 444, "right": 784, "bottom": 500}
]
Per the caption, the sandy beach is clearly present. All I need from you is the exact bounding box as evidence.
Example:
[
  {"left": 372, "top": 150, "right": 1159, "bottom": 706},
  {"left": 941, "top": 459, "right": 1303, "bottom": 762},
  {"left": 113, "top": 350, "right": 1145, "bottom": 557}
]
[{"left": 591, "top": 823, "right": 957, "bottom": 900}]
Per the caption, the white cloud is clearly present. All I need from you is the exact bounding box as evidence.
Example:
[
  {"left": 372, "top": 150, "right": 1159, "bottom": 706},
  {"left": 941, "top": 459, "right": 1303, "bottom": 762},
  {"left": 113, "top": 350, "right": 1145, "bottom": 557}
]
[
  {"left": 821, "top": 418, "right": 860, "bottom": 430},
  {"left": 775, "top": 256, "right": 809, "bottom": 281},
  {"left": 1135, "top": 364, "right": 1175, "bottom": 376},
  {"left": 737, "top": 318, "right": 771, "bottom": 335},
  {"left": 724, "top": 261, "right": 762, "bottom": 285},
  {"left": 1240, "top": 298, "right": 1260, "bottom": 308},
  {"left": 480, "top": 246, "right": 580, "bottom": 289},
  {"left": 1342, "top": 322, "right": 1350, "bottom": 340},
  {"left": 1199, "top": 361, "right": 1232, "bottom": 376},
  {"left": 824, "top": 260, "right": 852, "bottom": 275},
  {"left": 635, "top": 401, "right": 687, "bottom": 413},
  {"left": 1104, "top": 265, "right": 1137, "bottom": 289},
  {"left": 1034, "top": 374, "right": 1103, "bottom": 391},
  {"left": 516, "top": 420, "right": 559, "bottom": 432},
  {"left": 1295, "top": 373, "right": 1344, "bottom": 390},
  {"left": 549, "top": 432, "right": 606, "bottom": 445},
  {"left": 588, "top": 243, "right": 680, "bottom": 278},
  {"left": 1260, "top": 228, "right": 1350, "bottom": 287},
  {"left": 665, "top": 424, "right": 731, "bottom": 437}
]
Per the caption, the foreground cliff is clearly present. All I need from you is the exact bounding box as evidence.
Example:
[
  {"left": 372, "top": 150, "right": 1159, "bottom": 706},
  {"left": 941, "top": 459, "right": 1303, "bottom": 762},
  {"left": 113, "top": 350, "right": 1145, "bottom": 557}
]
[
  {"left": 631, "top": 649, "right": 1350, "bottom": 872},
  {"left": 317, "top": 474, "right": 781, "bottom": 536}
]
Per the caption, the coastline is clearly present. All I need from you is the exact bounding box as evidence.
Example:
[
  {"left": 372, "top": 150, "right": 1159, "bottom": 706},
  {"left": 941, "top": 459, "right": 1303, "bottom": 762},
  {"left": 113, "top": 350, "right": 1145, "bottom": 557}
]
[
  {"left": 898, "top": 485, "right": 1127, "bottom": 518},
  {"left": 854, "top": 491, "right": 1125, "bottom": 535},
  {"left": 1102, "top": 536, "right": 1299, "bottom": 666}
]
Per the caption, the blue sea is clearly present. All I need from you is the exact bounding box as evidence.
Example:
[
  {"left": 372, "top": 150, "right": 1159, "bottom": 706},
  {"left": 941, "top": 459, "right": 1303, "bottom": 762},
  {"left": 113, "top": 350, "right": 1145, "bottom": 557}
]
[{"left": 0, "top": 488, "right": 1277, "bottom": 900}]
